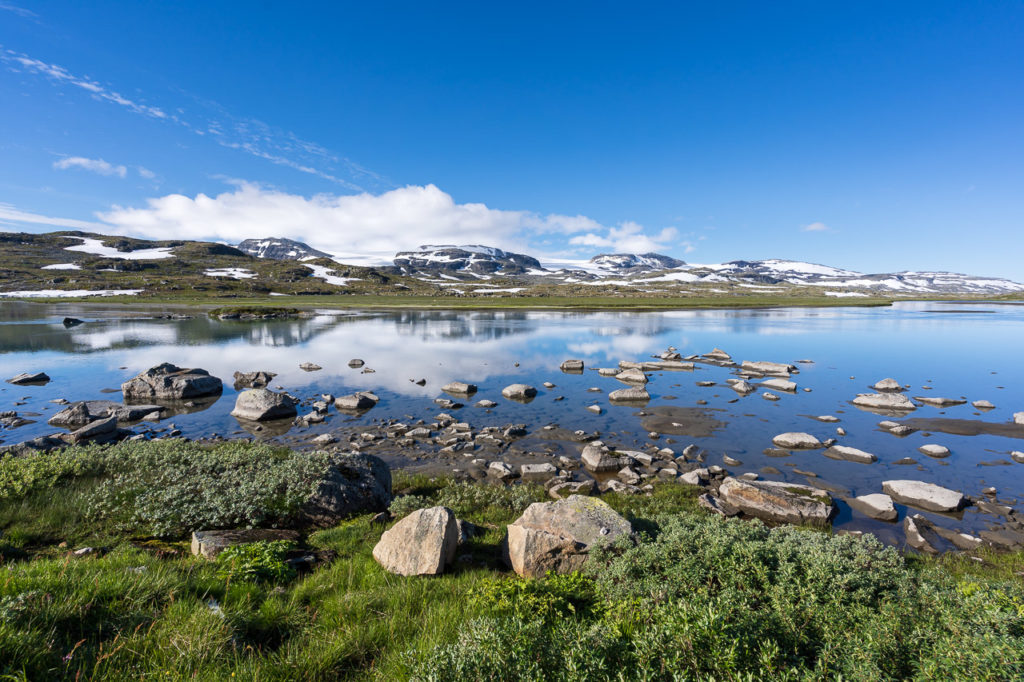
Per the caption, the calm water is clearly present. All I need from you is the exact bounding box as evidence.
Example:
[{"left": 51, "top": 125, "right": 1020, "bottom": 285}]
[{"left": 2, "top": 300, "right": 1023, "bottom": 542}]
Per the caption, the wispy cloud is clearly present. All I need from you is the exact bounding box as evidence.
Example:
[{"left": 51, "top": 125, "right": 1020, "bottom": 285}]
[
  {"left": 569, "top": 221, "right": 683, "bottom": 253},
  {"left": 137, "top": 166, "right": 156, "bottom": 180},
  {"left": 802, "top": 221, "right": 830, "bottom": 232},
  {"left": 1, "top": 47, "right": 380, "bottom": 190},
  {"left": 53, "top": 156, "right": 128, "bottom": 178},
  {"left": 0, "top": 2, "right": 37, "bottom": 19},
  {"left": 0, "top": 203, "right": 102, "bottom": 230}
]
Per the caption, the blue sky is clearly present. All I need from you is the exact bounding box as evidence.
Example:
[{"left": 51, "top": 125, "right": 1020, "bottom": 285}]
[{"left": 1, "top": 1, "right": 1022, "bottom": 276}]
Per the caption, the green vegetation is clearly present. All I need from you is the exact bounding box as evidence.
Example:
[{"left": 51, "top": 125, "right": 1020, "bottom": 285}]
[{"left": 1, "top": 442, "right": 1022, "bottom": 680}]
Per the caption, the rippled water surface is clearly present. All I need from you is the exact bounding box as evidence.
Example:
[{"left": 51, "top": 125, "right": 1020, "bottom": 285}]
[{"left": 2, "top": 300, "right": 1023, "bottom": 541}]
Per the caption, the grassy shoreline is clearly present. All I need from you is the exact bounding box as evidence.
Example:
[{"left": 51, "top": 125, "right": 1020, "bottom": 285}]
[
  {"left": 1, "top": 293, "right": 901, "bottom": 311},
  {"left": 1, "top": 441, "right": 1022, "bottom": 680}
]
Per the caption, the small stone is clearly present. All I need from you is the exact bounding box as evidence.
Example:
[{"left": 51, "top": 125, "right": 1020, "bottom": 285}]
[{"left": 918, "top": 444, "right": 951, "bottom": 458}]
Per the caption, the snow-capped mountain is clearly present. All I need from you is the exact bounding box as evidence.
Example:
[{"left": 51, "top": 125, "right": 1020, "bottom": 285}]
[
  {"left": 237, "top": 238, "right": 331, "bottom": 261},
  {"left": 393, "top": 245, "right": 543, "bottom": 278},
  {"left": 589, "top": 253, "right": 686, "bottom": 273}
]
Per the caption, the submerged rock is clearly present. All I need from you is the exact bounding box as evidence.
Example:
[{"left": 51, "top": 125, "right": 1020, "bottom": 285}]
[
  {"left": 505, "top": 495, "right": 632, "bottom": 577},
  {"left": 914, "top": 396, "right": 967, "bottom": 407},
  {"left": 372, "top": 506, "right": 459, "bottom": 576},
  {"left": 824, "top": 445, "right": 877, "bottom": 464},
  {"left": 718, "top": 477, "right": 835, "bottom": 527}
]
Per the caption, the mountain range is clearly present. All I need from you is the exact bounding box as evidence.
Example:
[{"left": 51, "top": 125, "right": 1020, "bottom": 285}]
[{"left": 1, "top": 230, "right": 1021, "bottom": 299}]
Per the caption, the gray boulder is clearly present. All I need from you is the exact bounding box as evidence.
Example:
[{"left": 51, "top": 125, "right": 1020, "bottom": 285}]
[
  {"left": 48, "top": 400, "right": 164, "bottom": 428},
  {"left": 231, "top": 389, "right": 298, "bottom": 421},
  {"left": 872, "top": 378, "right": 903, "bottom": 392},
  {"left": 741, "top": 360, "right": 795, "bottom": 376},
  {"left": 122, "top": 363, "right": 222, "bottom": 401},
  {"left": 608, "top": 387, "right": 650, "bottom": 403},
  {"left": 335, "top": 392, "right": 379, "bottom": 410},
  {"left": 615, "top": 368, "right": 648, "bottom": 385},
  {"left": 918, "top": 444, "right": 951, "bottom": 458},
  {"left": 882, "top": 480, "right": 967, "bottom": 512},
  {"left": 442, "top": 381, "right": 477, "bottom": 396},
  {"left": 761, "top": 378, "right": 797, "bottom": 392},
  {"left": 1014, "top": 412, "right": 1024, "bottom": 425},
  {"left": 730, "top": 380, "right": 755, "bottom": 394},
  {"left": 232, "top": 370, "right": 277, "bottom": 389},
  {"left": 372, "top": 506, "right": 459, "bottom": 576},
  {"left": 299, "top": 453, "right": 392, "bottom": 526},
  {"left": 718, "top": 477, "right": 836, "bottom": 527},
  {"left": 502, "top": 384, "right": 537, "bottom": 401},
  {"left": 69, "top": 416, "right": 119, "bottom": 443},
  {"left": 904, "top": 515, "right": 942, "bottom": 554},
  {"left": 520, "top": 462, "right": 558, "bottom": 481},
  {"left": 560, "top": 359, "right": 584, "bottom": 373},
  {"left": 580, "top": 443, "right": 621, "bottom": 472},
  {"left": 505, "top": 495, "right": 632, "bottom": 577}
]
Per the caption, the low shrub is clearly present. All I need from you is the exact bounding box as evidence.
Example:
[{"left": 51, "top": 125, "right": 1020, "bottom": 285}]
[{"left": 215, "top": 540, "right": 297, "bottom": 584}]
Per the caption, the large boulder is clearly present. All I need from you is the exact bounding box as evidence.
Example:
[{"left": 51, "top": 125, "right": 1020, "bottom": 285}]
[
  {"left": 718, "top": 477, "right": 836, "bottom": 527},
  {"left": 872, "top": 378, "right": 903, "bottom": 392},
  {"left": 191, "top": 528, "right": 300, "bottom": 559},
  {"left": 372, "top": 506, "right": 459, "bottom": 576},
  {"left": 122, "top": 363, "right": 222, "bottom": 401},
  {"left": 335, "top": 392, "right": 379, "bottom": 410},
  {"left": 505, "top": 495, "right": 632, "bottom": 577},
  {"left": 881, "top": 480, "right": 967, "bottom": 513},
  {"left": 69, "top": 416, "right": 119, "bottom": 443},
  {"left": 580, "top": 443, "right": 621, "bottom": 472},
  {"left": 560, "top": 359, "right": 584, "bottom": 373},
  {"left": 615, "top": 368, "right": 648, "bottom": 385},
  {"left": 231, "top": 389, "right": 297, "bottom": 421},
  {"left": 299, "top": 453, "right": 392, "bottom": 526},
  {"left": 849, "top": 493, "right": 897, "bottom": 521},
  {"left": 442, "top": 381, "right": 477, "bottom": 396}
]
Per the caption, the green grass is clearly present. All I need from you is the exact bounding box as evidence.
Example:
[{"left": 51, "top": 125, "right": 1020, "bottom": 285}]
[{"left": 1, "top": 444, "right": 1022, "bottom": 680}]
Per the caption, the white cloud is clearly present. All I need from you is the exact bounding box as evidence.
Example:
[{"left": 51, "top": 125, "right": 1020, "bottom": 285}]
[
  {"left": 53, "top": 156, "right": 128, "bottom": 178},
  {"left": 0, "top": 2, "right": 36, "bottom": 18},
  {"left": 802, "top": 221, "right": 830, "bottom": 232},
  {"left": 0, "top": 203, "right": 102, "bottom": 230},
  {"left": 137, "top": 166, "right": 156, "bottom": 180},
  {"left": 569, "top": 221, "right": 682, "bottom": 253},
  {"left": 96, "top": 183, "right": 680, "bottom": 262}
]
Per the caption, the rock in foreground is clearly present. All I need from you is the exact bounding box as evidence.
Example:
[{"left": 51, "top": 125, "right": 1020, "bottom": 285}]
[
  {"left": 122, "top": 363, "right": 222, "bottom": 401},
  {"left": 506, "top": 495, "right": 632, "bottom": 577},
  {"left": 718, "top": 477, "right": 836, "bottom": 527},
  {"left": 373, "top": 506, "right": 458, "bottom": 576},
  {"left": 231, "top": 389, "right": 298, "bottom": 421},
  {"left": 300, "top": 453, "right": 392, "bottom": 526}
]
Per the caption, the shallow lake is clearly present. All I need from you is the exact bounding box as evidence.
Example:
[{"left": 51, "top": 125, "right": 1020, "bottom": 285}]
[{"left": 2, "top": 300, "right": 1023, "bottom": 543}]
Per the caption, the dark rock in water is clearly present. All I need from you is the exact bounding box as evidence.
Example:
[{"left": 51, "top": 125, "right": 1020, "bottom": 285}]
[
  {"left": 231, "top": 389, "right": 298, "bottom": 421},
  {"left": 122, "top": 363, "right": 222, "bottom": 401},
  {"left": 69, "top": 416, "right": 119, "bottom": 443},
  {"left": 6, "top": 372, "right": 50, "bottom": 385},
  {"left": 233, "top": 370, "right": 277, "bottom": 389},
  {"left": 441, "top": 381, "right": 477, "bottom": 396},
  {"left": 48, "top": 400, "right": 164, "bottom": 428},
  {"left": 299, "top": 453, "right": 392, "bottom": 527},
  {"left": 299, "top": 362, "right": 322, "bottom": 372},
  {"left": 0, "top": 434, "right": 68, "bottom": 456},
  {"left": 191, "top": 528, "right": 300, "bottom": 559},
  {"left": 62, "top": 317, "right": 84, "bottom": 327}
]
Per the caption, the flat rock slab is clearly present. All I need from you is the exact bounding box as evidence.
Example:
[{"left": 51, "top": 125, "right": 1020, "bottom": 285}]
[
  {"left": 849, "top": 493, "right": 897, "bottom": 521},
  {"left": 914, "top": 396, "right": 967, "bottom": 407},
  {"left": 824, "top": 445, "right": 877, "bottom": 464},
  {"left": 741, "top": 360, "right": 795, "bottom": 375},
  {"left": 640, "top": 406, "right": 726, "bottom": 437},
  {"left": 335, "top": 392, "right": 379, "bottom": 410},
  {"left": 191, "top": 528, "right": 300, "bottom": 559},
  {"left": 372, "top": 506, "right": 458, "bottom": 576},
  {"left": 761, "top": 378, "right": 797, "bottom": 392},
  {"left": 608, "top": 387, "right": 650, "bottom": 403},
  {"left": 615, "top": 368, "right": 648, "bottom": 384},
  {"left": 442, "top": 382, "right": 477, "bottom": 396},
  {"left": 506, "top": 495, "right": 632, "bottom": 577},
  {"left": 718, "top": 477, "right": 835, "bottom": 527},
  {"left": 772, "top": 432, "right": 823, "bottom": 449},
  {"left": 882, "top": 480, "right": 967, "bottom": 513},
  {"left": 581, "top": 443, "right": 622, "bottom": 472},
  {"left": 560, "top": 359, "right": 584, "bottom": 372},
  {"left": 852, "top": 393, "right": 917, "bottom": 413}
]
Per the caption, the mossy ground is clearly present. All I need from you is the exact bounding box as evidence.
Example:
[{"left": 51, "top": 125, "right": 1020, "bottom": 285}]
[{"left": 1, "top": 443, "right": 1021, "bottom": 680}]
